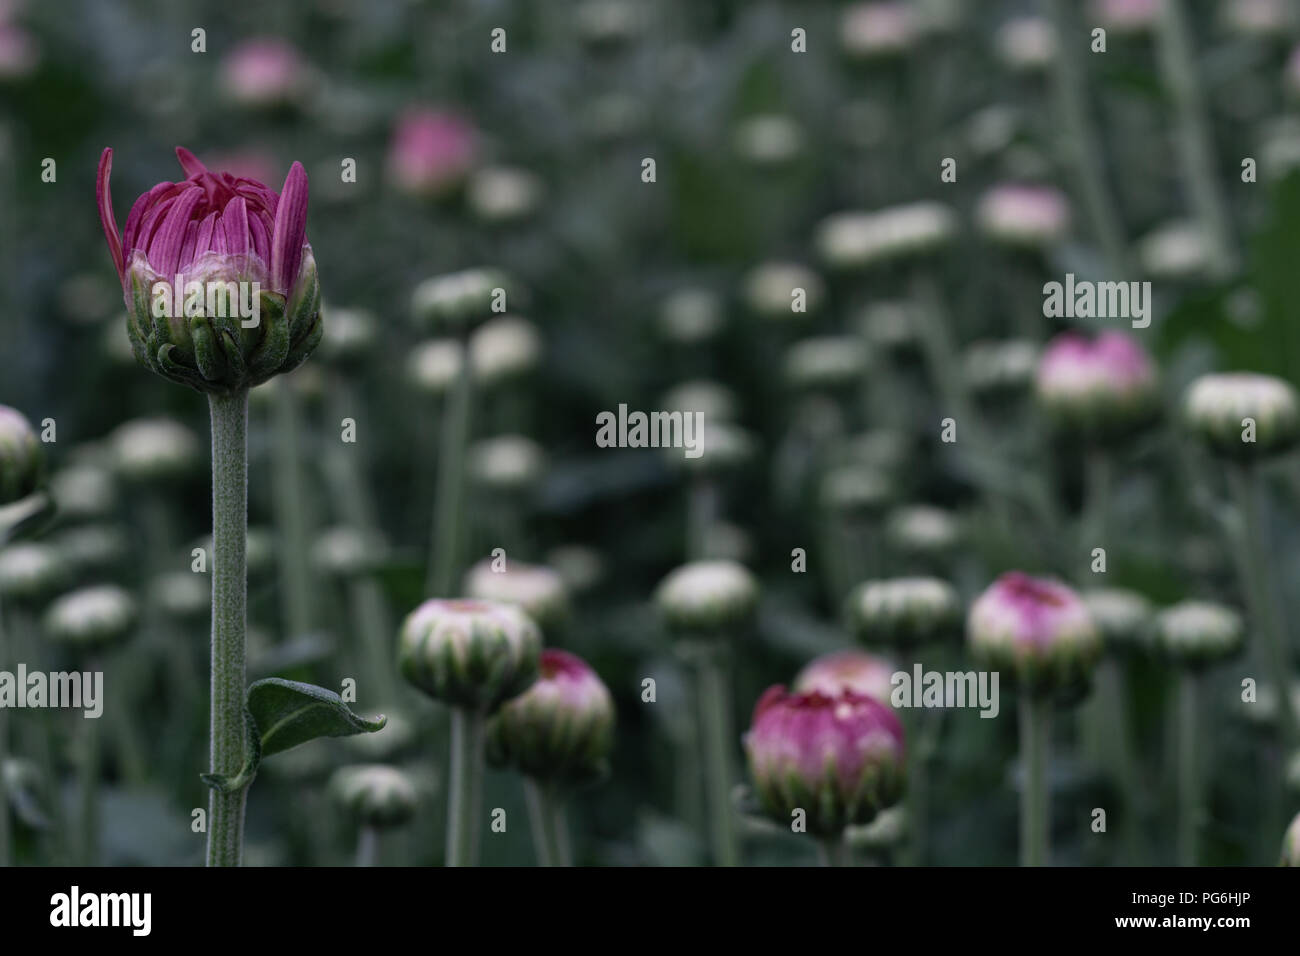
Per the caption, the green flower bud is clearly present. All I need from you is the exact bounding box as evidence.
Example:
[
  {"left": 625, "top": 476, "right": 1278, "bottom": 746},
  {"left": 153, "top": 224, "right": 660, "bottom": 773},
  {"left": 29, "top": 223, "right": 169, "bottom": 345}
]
[
  {"left": 732, "top": 113, "right": 805, "bottom": 168},
  {"left": 466, "top": 166, "right": 545, "bottom": 224},
  {"left": 316, "top": 305, "right": 376, "bottom": 370},
  {"left": 49, "top": 463, "right": 117, "bottom": 521},
  {"left": 660, "top": 380, "right": 739, "bottom": 424},
  {"left": 108, "top": 418, "right": 201, "bottom": 483},
  {"left": 1282, "top": 811, "right": 1300, "bottom": 866},
  {"left": 544, "top": 545, "right": 605, "bottom": 596},
  {"left": 463, "top": 559, "right": 570, "bottom": 634},
  {"left": 820, "top": 464, "right": 894, "bottom": 518},
  {"left": 846, "top": 577, "right": 963, "bottom": 648},
  {"left": 407, "top": 339, "right": 464, "bottom": 397},
  {"left": 965, "top": 338, "right": 1040, "bottom": 401},
  {"left": 468, "top": 435, "right": 545, "bottom": 494},
  {"left": 312, "top": 526, "right": 388, "bottom": 579},
  {"left": 0, "top": 543, "right": 69, "bottom": 605},
  {"left": 884, "top": 505, "right": 961, "bottom": 560},
  {"left": 411, "top": 268, "right": 513, "bottom": 334},
  {"left": 1183, "top": 372, "right": 1300, "bottom": 461},
  {"left": 658, "top": 288, "right": 724, "bottom": 346},
  {"left": 656, "top": 560, "right": 759, "bottom": 636},
  {"left": 1082, "top": 588, "right": 1155, "bottom": 655},
  {"left": 330, "top": 764, "right": 418, "bottom": 828},
  {"left": 397, "top": 598, "right": 542, "bottom": 712},
  {"left": 1153, "top": 601, "right": 1244, "bottom": 669},
  {"left": 673, "top": 421, "right": 757, "bottom": 476},
  {"left": 149, "top": 571, "right": 209, "bottom": 620},
  {"left": 743, "top": 261, "right": 824, "bottom": 320},
  {"left": 487, "top": 649, "right": 615, "bottom": 784},
  {"left": 784, "top": 336, "right": 870, "bottom": 392},
  {"left": 0, "top": 405, "right": 42, "bottom": 505},
  {"left": 44, "top": 585, "right": 137, "bottom": 653},
  {"left": 470, "top": 315, "right": 542, "bottom": 387}
]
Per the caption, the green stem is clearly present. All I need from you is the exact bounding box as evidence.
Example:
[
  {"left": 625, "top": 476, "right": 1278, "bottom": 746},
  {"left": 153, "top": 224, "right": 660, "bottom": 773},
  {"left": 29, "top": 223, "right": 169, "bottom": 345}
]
[
  {"left": 687, "top": 477, "right": 718, "bottom": 561},
  {"left": 271, "top": 379, "right": 314, "bottom": 638},
  {"left": 355, "top": 824, "right": 379, "bottom": 867},
  {"left": 1227, "top": 464, "right": 1298, "bottom": 747},
  {"left": 1100, "top": 661, "right": 1146, "bottom": 863},
  {"left": 428, "top": 335, "right": 475, "bottom": 597},
  {"left": 446, "top": 707, "right": 485, "bottom": 867},
  {"left": 349, "top": 576, "right": 397, "bottom": 705},
  {"left": 207, "top": 390, "right": 250, "bottom": 868},
  {"left": 553, "top": 797, "right": 573, "bottom": 867},
  {"left": 1155, "top": 0, "right": 1237, "bottom": 278},
  {"left": 1176, "top": 670, "right": 1199, "bottom": 866},
  {"left": 696, "top": 651, "right": 738, "bottom": 867},
  {"left": 1020, "top": 695, "right": 1050, "bottom": 867},
  {"left": 1045, "top": 0, "right": 1129, "bottom": 275},
  {"left": 523, "top": 777, "right": 562, "bottom": 866},
  {"left": 78, "top": 701, "right": 100, "bottom": 866},
  {"left": 817, "top": 836, "right": 846, "bottom": 867}
]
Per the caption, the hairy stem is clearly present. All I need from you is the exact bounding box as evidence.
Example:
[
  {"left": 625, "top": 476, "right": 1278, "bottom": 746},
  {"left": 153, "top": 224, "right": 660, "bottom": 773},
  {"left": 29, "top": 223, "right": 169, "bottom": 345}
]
[
  {"left": 446, "top": 707, "right": 485, "bottom": 867},
  {"left": 696, "top": 651, "right": 738, "bottom": 867},
  {"left": 207, "top": 390, "right": 250, "bottom": 867}
]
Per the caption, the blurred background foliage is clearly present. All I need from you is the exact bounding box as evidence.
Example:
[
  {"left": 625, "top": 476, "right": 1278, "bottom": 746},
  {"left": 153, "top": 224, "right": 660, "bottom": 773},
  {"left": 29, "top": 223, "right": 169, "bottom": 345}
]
[{"left": 2, "top": 0, "right": 1300, "bottom": 865}]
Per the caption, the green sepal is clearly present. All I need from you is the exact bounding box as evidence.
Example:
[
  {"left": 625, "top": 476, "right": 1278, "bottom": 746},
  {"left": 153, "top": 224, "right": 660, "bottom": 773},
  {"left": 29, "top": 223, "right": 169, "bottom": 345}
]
[
  {"left": 246, "top": 295, "right": 291, "bottom": 383},
  {"left": 191, "top": 316, "right": 227, "bottom": 383},
  {"left": 0, "top": 491, "right": 56, "bottom": 547}
]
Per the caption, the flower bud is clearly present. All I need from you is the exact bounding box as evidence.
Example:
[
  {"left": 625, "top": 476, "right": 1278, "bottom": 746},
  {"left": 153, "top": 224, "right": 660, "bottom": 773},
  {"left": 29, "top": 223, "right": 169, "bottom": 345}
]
[
  {"left": 407, "top": 339, "right": 464, "bottom": 397},
  {"left": 857, "top": 301, "right": 922, "bottom": 358},
  {"left": 819, "top": 465, "right": 894, "bottom": 518},
  {"left": 674, "top": 421, "right": 756, "bottom": 476},
  {"left": 967, "top": 572, "right": 1101, "bottom": 695},
  {"left": 330, "top": 764, "right": 418, "bottom": 829},
  {"left": 658, "top": 288, "right": 724, "bottom": 345},
  {"left": 661, "top": 380, "right": 739, "bottom": 424},
  {"left": 470, "top": 315, "right": 542, "bottom": 387},
  {"left": 1183, "top": 372, "right": 1300, "bottom": 461},
  {"left": 1093, "top": 0, "right": 1161, "bottom": 34},
  {"left": 219, "top": 38, "right": 310, "bottom": 109},
  {"left": 975, "top": 183, "right": 1071, "bottom": 248},
  {"left": 656, "top": 560, "right": 759, "bottom": 636},
  {"left": 1282, "top": 811, "right": 1300, "bottom": 866},
  {"left": 744, "top": 686, "right": 906, "bottom": 836},
  {"left": 1138, "top": 220, "right": 1212, "bottom": 279},
  {"left": 149, "top": 570, "right": 209, "bottom": 620},
  {"left": 794, "top": 649, "right": 896, "bottom": 704},
  {"left": 44, "top": 585, "right": 137, "bottom": 653},
  {"left": 463, "top": 559, "right": 569, "bottom": 633},
  {"left": 49, "top": 463, "right": 117, "bottom": 521},
  {"left": 1226, "top": 0, "right": 1288, "bottom": 37},
  {"left": 1035, "top": 332, "right": 1160, "bottom": 441},
  {"left": 965, "top": 339, "right": 1040, "bottom": 401},
  {"left": 387, "top": 108, "right": 477, "bottom": 198},
  {"left": 487, "top": 649, "right": 615, "bottom": 784},
  {"left": 1081, "top": 587, "right": 1154, "bottom": 654},
  {"left": 847, "top": 577, "right": 963, "bottom": 648},
  {"left": 1153, "top": 601, "right": 1244, "bottom": 669},
  {"left": 98, "top": 147, "right": 321, "bottom": 394},
  {"left": 397, "top": 598, "right": 542, "bottom": 712},
  {"left": 411, "top": 268, "right": 511, "bottom": 333},
  {"left": 108, "top": 417, "right": 202, "bottom": 482},
  {"left": 995, "top": 17, "right": 1056, "bottom": 72},
  {"left": 312, "top": 526, "right": 388, "bottom": 579},
  {"left": 468, "top": 434, "right": 545, "bottom": 494},
  {"left": 845, "top": 805, "right": 908, "bottom": 851},
  {"left": 840, "top": 2, "right": 918, "bottom": 60},
  {"left": 0, "top": 543, "right": 68, "bottom": 605},
  {"left": 742, "top": 261, "right": 824, "bottom": 320},
  {"left": 784, "top": 336, "right": 870, "bottom": 392},
  {"left": 544, "top": 545, "right": 605, "bottom": 596},
  {"left": 466, "top": 166, "right": 544, "bottom": 224},
  {"left": 816, "top": 202, "right": 957, "bottom": 270},
  {"left": 884, "top": 505, "right": 960, "bottom": 560},
  {"left": 316, "top": 306, "right": 376, "bottom": 370},
  {"left": 0, "top": 405, "right": 42, "bottom": 505},
  {"left": 732, "top": 114, "right": 804, "bottom": 168}
]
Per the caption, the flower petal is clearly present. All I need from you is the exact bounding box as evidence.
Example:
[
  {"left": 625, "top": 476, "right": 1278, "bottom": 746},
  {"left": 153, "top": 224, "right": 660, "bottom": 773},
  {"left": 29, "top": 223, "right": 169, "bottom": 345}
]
[
  {"left": 175, "top": 146, "right": 208, "bottom": 179},
  {"left": 270, "top": 161, "right": 308, "bottom": 293},
  {"left": 223, "top": 195, "right": 249, "bottom": 259},
  {"left": 97, "top": 148, "right": 124, "bottom": 278}
]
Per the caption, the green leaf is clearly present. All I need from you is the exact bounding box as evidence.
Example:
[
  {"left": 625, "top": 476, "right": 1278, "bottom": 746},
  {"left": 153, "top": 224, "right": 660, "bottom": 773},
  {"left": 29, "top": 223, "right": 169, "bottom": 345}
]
[
  {"left": 249, "top": 678, "right": 387, "bottom": 757},
  {"left": 202, "top": 679, "right": 386, "bottom": 793}
]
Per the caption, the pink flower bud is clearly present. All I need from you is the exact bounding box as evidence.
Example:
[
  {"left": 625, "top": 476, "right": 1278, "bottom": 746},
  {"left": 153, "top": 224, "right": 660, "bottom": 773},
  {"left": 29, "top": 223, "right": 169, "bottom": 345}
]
[
  {"left": 1035, "top": 331, "right": 1159, "bottom": 440},
  {"left": 967, "top": 572, "right": 1101, "bottom": 695},
  {"left": 744, "top": 686, "right": 906, "bottom": 835},
  {"left": 793, "top": 649, "right": 896, "bottom": 704},
  {"left": 387, "top": 108, "right": 477, "bottom": 198},
  {"left": 219, "top": 38, "right": 308, "bottom": 108}
]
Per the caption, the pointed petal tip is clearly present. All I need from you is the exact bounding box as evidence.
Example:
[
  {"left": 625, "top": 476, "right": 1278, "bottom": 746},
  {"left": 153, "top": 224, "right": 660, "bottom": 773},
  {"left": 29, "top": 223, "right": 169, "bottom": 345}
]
[
  {"left": 97, "top": 147, "right": 124, "bottom": 278},
  {"left": 175, "top": 146, "right": 207, "bottom": 178}
]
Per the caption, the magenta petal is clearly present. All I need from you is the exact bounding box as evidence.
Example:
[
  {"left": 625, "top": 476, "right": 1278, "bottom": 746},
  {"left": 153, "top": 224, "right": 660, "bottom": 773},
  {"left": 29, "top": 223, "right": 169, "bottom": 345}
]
[
  {"left": 175, "top": 146, "right": 208, "bottom": 179},
  {"left": 123, "top": 182, "right": 180, "bottom": 261},
  {"left": 248, "top": 210, "right": 271, "bottom": 263},
  {"left": 223, "top": 195, "right": 249, "bottom": 258},
  {"left": 194, "top": 211, "right": 218, "bottom": 258},
  {"left": 270, "top": 161, "right": 308, "bottom": 293},
  {"left": 148, "top": 186, "right": 203, "bottom": 277},
  {"left": 97, "top": 148, "right": 124, "bottom": 278},
  {"left": 178, "top": 220, "right": 200, "bottom": 273}
]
